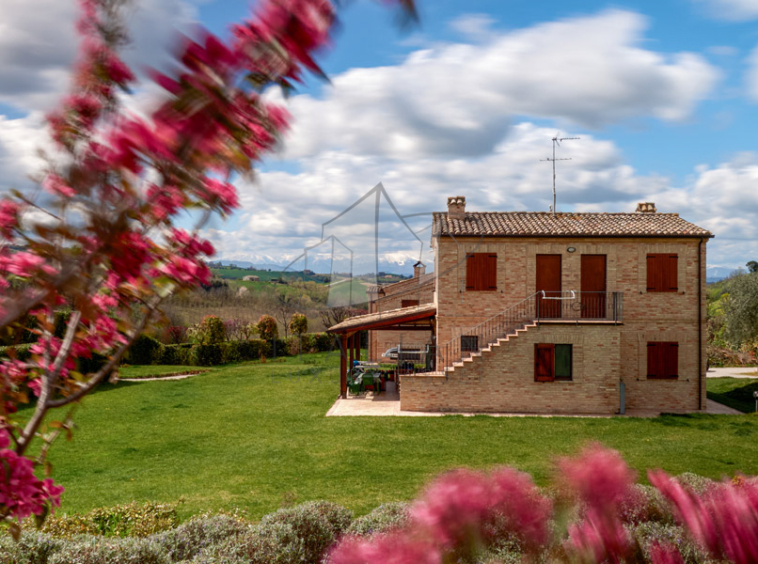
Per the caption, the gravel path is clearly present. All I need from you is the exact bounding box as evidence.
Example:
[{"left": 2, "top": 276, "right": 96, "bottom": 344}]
[{"left": 707, "top": 367, "right": 758, "bottom": 379}]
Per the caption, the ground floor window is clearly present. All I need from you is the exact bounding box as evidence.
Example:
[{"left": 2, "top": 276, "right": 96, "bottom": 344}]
[
  {"left": 647, "top": 341, "right": 679, "bottom": 379},
  {"left": 534, "top": 344, "right": 573, "bottom": 382}
]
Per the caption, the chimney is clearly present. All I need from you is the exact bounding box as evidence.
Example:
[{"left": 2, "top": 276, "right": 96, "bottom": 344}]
[
  {"left": 413, "top": 261, "right": 426, "bottom": 279},
  {"left": 635, "top": 202, "right": 657, "bottom": 213},
  {"left": 447, "top": 196, "right": 466, "bottom": 220}
]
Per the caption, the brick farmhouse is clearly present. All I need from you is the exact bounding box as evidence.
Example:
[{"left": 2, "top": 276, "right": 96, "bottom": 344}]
[{"left": 329, "top": 196, "right": 713, "bottom": 415}]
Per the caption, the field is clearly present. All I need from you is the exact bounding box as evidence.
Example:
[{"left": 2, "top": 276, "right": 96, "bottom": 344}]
[{"left": 43, "top": 353, "right": 758, "bottom": 521}]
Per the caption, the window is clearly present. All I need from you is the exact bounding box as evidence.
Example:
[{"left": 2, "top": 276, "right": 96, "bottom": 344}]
[
  {"left": 461, "top": 335, "right": 479, "bottom": 353},
  {"left": 401, "top": 299, "right": 419, "bottom": 308},
  {"left": 466, "top": 253, "right": 497, "bottom": 291},
  {"left": 534, "top": 344, "right": 573, "bottom": 382},
  {"left": 647, "top": 342, "right": 679, "bottom": 379},
  {"left": 647, "top": 254, "right": 678, "bottom": 292}
]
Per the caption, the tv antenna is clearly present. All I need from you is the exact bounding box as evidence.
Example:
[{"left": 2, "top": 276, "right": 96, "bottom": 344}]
[{"left": 541, "top": 135, "right": 579, "bottom": 215}]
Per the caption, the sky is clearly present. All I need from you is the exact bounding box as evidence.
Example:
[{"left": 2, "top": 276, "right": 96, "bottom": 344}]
[{"left": 2, "top": 0, "right": 758, "bottom": 276}]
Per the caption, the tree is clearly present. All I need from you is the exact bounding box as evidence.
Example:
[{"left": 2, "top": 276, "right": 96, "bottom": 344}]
[
  {"left": 0, "top": 0, "right": 415, "bottom": 529},
  {"left": 256, "top": 314, "right": 279, "bottom": 342},
  {"left": 747, "top": 261, "right": 758, "bottom": 274},
  {"left": 723, "top": 272, "right": 758, "bottom": 347},
  {"left": 289, "top": 312, "right": 308, "bottom": 337}
]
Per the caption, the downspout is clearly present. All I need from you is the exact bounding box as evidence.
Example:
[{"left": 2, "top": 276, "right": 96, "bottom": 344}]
[{"left": 698, "top": 238, "right": 703, "bottom": 410}]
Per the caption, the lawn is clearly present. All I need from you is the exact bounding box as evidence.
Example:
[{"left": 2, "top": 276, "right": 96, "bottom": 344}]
[
  {"left": 707, "top": 377, "right": 758, "bottom": 413},
  {"left": 44, "top": 352, "right": 758, "bottom": 521}
]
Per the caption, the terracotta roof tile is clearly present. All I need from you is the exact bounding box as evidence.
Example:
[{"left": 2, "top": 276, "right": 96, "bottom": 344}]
[{"left": 432, "top": 212, "right": 713, "bottom": 238}]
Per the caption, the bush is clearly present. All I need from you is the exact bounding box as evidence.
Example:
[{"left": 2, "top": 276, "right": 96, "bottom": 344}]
[
  {"left": 197, "top": 315, "right": 226, "bottom": 345},
  {"left": 158, "top": 344, "right": 192, "bottom": 365},
  {"left": 675, "top": 472, "right": 716, "bottom": 495},
  {"left": 128, "top": 335, "right": 163, "bottom": 365},
  {"left": 43, "top": 501, "right": 179, "bottom": 539},
  {"left": 154, "top": 514, "right": 252, "bottom": 562},
  {"left": 631, "top": 522, "right": 709, "bottom": 564},
  {"left": 194, "top": 522, "right": 304, "bottom": 564},
  {"left": 0, "top": 531, "right": 64, "bottom": 564},
  {"left": 256, "top": 315, "right": 278, "bottom": 341},
  {"left": 312, "top": 332, "right": 336, "bottom": 353},
  {"left": 191, "top": 344, "right": 223, "bottom": 367},
  {"left": 289, "top": 313, "right": 308, "bottom": 337},
  {"left": 47, "top": 536, "right": 170, "bottom": 564},
  {"left": 346, "top": 502, "right": 410, "bottom": 537},
  {"left": 619, "top": 484, "right": 673, "bottom": 525},
  {"left": 258, "top": 501, "right": 353, "bottom": 564},
  {"left": 164, "top": 326, "right": 188, "bottom": 345}
]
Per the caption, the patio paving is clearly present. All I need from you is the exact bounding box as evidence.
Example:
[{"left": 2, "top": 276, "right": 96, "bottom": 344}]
[
  {"left": 707, "top": 367, "right": 758, "bottom": 379},
  {"left": 325, "top": 382, "right": 743, "bottom": 417}
]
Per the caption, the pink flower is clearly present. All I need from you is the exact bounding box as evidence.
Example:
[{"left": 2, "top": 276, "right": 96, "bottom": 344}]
[
  {"left": 0, "top": 200, "right": 20, "bottom": 239},
  {"left": 489, "top": 467, "right": 552, "bottom": 549},
  {"left": 410, "top": 468, "right": 492, "bottom": 548},
  {"left": 3, "top": 252, "right": 45, "bottom": 277},
  {"left": 566, "top": 507, "right": 631, "bottom": 564},
  {"left": 43, "top": 175, "right": 76, "bottom": 198},
  {"left": 559, "top": 443, "right": 636, "bottom": 511},
  {"left": 649, "top": 542, "right": 685, "bottom": 564},
  {"left": 202, "top": 178, "right": 239, "bottom": 213},
  {"left": 329, "top": 533, "right": 441, "bottom": 564},
  {"left": 102, "top": 51, "right": 134, "bottom": 86}
]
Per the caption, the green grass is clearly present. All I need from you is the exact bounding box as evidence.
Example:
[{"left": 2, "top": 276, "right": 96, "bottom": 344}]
[
  {"left": 707, "top": 377, "right": 758, "bottom": 413},
  {"left": 118, "top": 365, "right": 209, "bottom": 379},
  {"left": 45, "top": 352, "right": 758, "bottom": 521}
]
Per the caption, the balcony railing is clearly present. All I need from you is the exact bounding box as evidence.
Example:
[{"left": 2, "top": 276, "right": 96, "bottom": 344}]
[{"left": 433, "top": 291, "right": 623, "bottom": 373}]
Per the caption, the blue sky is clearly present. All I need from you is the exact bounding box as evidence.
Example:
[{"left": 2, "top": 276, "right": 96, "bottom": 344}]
[{"left": 2, "top": 0, "right": 758, "bottom": 275}]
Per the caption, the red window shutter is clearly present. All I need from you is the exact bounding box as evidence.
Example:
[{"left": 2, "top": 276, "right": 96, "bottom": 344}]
[
  {"left": 486, "top": 254, "right": 497, "bottom": 290},
  {"left": 401, "top": 299, "right": 419, "bottom": 308},
  {"left": 664, "top": 255, "right": 678, "bottom": 292},
  {"left": 647, "top": 342, "right": 661, "bottom": 378},
  {"left": 466, "top": 254, "right": 475, "bottom": 290},
  {"left": 534, "top": 344, "right": 555, "bottom": 382},
  {"left": 664, "top": 342, "right": 679, "bottom": 378},
  {"left": 647, "top": 254, "right": 661, "bottom": 291}
]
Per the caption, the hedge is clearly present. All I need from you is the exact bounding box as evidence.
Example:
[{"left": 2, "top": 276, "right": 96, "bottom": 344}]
[{"left": 123, "top": 333, "right": 339, "bottom": 367}]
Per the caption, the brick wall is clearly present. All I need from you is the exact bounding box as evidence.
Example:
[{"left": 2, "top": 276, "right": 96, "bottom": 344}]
[
  {"left": 420, "top": 235, "right": 707, "bottom": 413},
  {"left": 401, "top": 325, "right": 621, "bottom": 414}
]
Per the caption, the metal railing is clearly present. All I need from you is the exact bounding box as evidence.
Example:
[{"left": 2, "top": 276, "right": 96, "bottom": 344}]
[{"left": 435, "top": 291, "right": 623, "bottom": 373}]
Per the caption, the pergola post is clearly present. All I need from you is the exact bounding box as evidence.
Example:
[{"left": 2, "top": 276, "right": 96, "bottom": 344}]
[
  {"left": 340, "top": 334, "right": 348, "bottom": 398},
  {"left": 348, "top": 333, "right": 355, "bottom": 374},
  {"left": 353, "top": 331, "right": 360, "bottom": 362}
]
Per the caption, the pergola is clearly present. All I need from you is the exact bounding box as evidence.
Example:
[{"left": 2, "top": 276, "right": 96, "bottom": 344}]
[{"left": 326, "top": 303, "right": 436, "bottom": 397}]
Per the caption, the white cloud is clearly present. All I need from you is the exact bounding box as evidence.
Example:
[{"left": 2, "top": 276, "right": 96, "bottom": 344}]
[
  {"left": 746, "top": 43, "right": 758, "bottom": 101},
  {"left": 279, "top": 9, "right": 718, "bottom": 161},
  {"left": 693, "top": 0, "right": 758, "bottom": 20},
  {"left": 448, "top": 14, "right": 497, "bottom": 41},
  {"left": 0, "top": 0, "right": 198, "bottom": 113}
]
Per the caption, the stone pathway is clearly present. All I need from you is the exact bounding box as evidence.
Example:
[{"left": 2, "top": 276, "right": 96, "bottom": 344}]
[
  {"left": 707, "top": 367, "right": 758, "bottom": 379},
  {"left": 119, "top": 373, "right": 201, "bottom": 382}
]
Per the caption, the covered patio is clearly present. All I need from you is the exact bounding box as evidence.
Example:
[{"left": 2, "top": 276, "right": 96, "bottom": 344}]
[{"left": 326, "top": 303, "right": 436, "bottom": 398}]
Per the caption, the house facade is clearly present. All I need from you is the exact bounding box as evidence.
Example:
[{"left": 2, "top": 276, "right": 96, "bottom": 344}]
[{"left": 330, "top": 196, "right": 712, "bottom": 415}]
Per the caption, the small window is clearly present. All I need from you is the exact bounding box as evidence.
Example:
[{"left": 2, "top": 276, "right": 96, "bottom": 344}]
[
  {"left": 401, "top": 299, "right": 419, "bottom": 308},
  {"left": 647, "top": 342, "right": 679, "bottom": 379},
  {"left": 647, "top": 254, "right": 678, "bottom": 292},
  {"left": 534, "top": 344, "right": 573, "bottom": 382},
  {"left": 461, "top": 335, "right": 479, "bottom": 353},
  {"left": 466, "top": 253, "right": 497, "bottom": 291}
]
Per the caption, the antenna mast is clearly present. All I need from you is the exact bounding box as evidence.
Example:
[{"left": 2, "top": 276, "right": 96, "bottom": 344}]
[{"left": 541, "top": 135, "right": 579, "bottom": 215}]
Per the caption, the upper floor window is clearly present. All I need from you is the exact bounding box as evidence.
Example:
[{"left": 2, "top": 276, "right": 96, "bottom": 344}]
[
  {"left": 534, "top": 344, "right": 573, "bottom": 382},
  {"left": 647, "top": 341, "right": 679, "bottom": 379},
  {"left": 466, "top": 253, "right": 497, "bottom": 291},
  {"left": 401, "top": 299, "right": 419, "bottom": 308},
  {"left": 647, "top": 254, "right": 678, "bottom": 292}
]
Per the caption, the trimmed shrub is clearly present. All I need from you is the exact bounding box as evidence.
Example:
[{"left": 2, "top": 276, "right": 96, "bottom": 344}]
[
  {"left": 256, "top": 315, "right": 278, "bottom": 342},
  {"left": 193, "top": 522, "right": 304, "bottom": 564},
  {"left": 43, "top": 501, "right": 179, "bottom": 539},
  {"left": 198, "top": 316, "right": 226, "bottom": 345},
  {"left": 676, "top": 472, "right": 715, "bottom": 495},
  {"left": 258, "top": 501, "right": 353, "bottom": 564},
  {"left": 236, "top": 339, "right": 270, "bottom": 361},
  {"left": 620, "top": 484, "right": 673, "bottom": 525},
  {"left": 631, "top": 522, "right": 710, "bottom": 564},
  {"left": 346, "top": 502, "right": 410, "bottom": 537},
  {"left": 47, "top": 536, "right": 170, "bottom": 564},
  {"left": 128, "top": 335, "right": 163, "bottom": 365},
  {"left": 289, "top": 313, "right": 308, "bottom": 337},
  {"left": 312, "top": 332, "right": 335, "bottom": 352},
  {"left": 0, "top": 531, "right": 65, "bottom": 564},
  {"left": 191, "top": 344, "right": 223, "bottom": 367},
  {"left": 158, "top": 344, "right": 192, "bottom": 365},
  {"left": 154, "top": 514, "right": 252, "bottom": 562}
]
